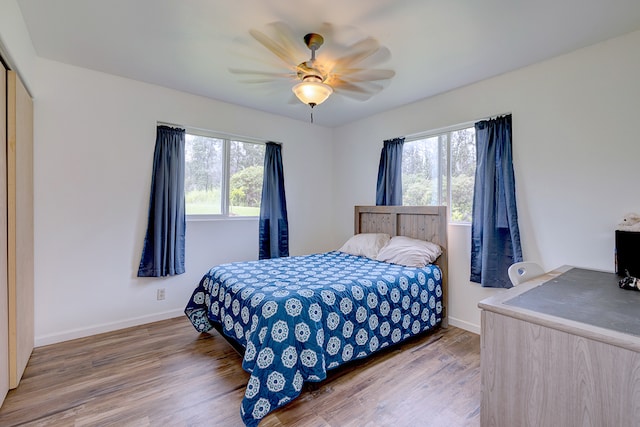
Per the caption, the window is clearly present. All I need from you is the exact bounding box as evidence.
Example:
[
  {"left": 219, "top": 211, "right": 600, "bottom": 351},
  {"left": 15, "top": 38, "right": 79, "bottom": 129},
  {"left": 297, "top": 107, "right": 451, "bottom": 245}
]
[
  {"left": 184, "top": 131, "right": 266, "bottom": 218},
  {"left": 402, "top": 125, "right": 476, "bottom": 223}
]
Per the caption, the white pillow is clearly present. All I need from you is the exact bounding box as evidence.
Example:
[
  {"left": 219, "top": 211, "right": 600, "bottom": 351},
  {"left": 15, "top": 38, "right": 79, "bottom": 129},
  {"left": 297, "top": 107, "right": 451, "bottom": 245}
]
[
  {"left": 376, "top": 235, "right": 442, "bottom": 267},
  {"left": 339, "top": 233, "right": 391, "bottom": 259}
]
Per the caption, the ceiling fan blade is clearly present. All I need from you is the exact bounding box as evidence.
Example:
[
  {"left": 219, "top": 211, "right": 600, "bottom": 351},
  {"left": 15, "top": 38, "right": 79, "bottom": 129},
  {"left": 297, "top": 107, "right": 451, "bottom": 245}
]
[
  {"left": 330, "top": 69, "right": 396, "bottom": 82},
  {"left": 330, "top": 37, "right": 381, "bottom": 69},
  {"left": 236, "top": 78, "right": 283, "bottom": 84},
  {"left": 229, "top": 68, "right": 294, "bottom": 78},
  {"left": 268, "top": 22, "right": 305, "bottom": 58},
  {"left": 333, "top": 79, "right": 384, "bottom": 94},
  {"left": 330, "top": 77, "right": 384, "bottom": 98},
  {"left": 249, "top": 27, "right": 301, "bottom": 67},
  {"left": 229, "top": 68, "right": 295, "bottom": 84},
  {"left": 334, "top": 88, "right": 375, "bottom": 102},
  {"left": 315, "top": 22, "right": 337, "bottom": 44}
]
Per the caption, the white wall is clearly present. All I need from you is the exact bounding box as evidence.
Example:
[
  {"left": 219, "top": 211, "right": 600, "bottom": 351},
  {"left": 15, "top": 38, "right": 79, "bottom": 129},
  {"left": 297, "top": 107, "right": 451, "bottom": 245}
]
[
  {"left": 333, "top": 30, "right": 640, "bottom": 332},
  {"left": 30, "top": 59, "right": 335, "bottom": 345}
]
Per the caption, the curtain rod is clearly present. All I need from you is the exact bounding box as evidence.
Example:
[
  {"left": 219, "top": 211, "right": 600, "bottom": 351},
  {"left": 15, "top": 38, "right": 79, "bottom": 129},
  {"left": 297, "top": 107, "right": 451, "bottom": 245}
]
[
  {"left": 403, "top": 111, "right": 512, "bottom": 141},
  {"left": 155, "top": 121, "right": 280, "bottom": 145},
  {"left": 157, "top": 121, "right": 184, "bottom": 129}
]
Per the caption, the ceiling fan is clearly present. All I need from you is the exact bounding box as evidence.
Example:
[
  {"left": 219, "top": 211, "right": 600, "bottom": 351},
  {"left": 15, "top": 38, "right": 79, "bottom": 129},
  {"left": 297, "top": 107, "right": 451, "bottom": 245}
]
[{"left": 231, "top": 22, "right": 396, "bottom": 122}]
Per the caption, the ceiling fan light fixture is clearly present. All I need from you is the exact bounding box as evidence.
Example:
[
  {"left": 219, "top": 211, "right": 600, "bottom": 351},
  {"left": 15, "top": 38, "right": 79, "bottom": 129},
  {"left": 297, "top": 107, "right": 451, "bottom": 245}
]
[{"left": 292, "top": 76, "right": 333, "bottom": 107}]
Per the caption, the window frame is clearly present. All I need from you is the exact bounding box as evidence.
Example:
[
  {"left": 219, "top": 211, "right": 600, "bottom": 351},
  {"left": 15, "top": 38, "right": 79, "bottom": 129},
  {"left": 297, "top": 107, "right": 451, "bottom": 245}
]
[
  {"left": 183, "top": 126, "right": 266, "bottom": 221},
  {"left": 404, "top": 120, "right": 476, "bottom": 224}
]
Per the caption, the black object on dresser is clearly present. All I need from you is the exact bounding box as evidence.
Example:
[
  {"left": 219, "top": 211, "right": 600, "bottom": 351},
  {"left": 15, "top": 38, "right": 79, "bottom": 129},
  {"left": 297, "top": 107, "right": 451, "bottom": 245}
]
[{"left": 615, "top": 230, "right": 640, "bottom": 277}]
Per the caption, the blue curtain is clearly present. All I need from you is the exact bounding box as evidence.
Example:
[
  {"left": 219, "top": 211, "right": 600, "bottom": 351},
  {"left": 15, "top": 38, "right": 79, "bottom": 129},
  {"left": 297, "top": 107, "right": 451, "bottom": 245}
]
[
  {"left": 470, "top": 115, "right": 522, "bottom": 288},
  {"left": 376, "top": 137, "right": 405, "bottom": 205},
  {"left": 259, "top": 142, "right": 289, "bottom": 259},
  {"left": 138, "top": 126, "right": 186, "bottom": 277}
]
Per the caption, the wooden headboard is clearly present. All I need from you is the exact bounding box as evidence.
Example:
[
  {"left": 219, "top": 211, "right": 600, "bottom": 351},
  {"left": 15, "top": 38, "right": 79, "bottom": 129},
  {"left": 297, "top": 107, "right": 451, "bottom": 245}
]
[{"left": 355, "top": 205, "right": 448, "bottom": 325}]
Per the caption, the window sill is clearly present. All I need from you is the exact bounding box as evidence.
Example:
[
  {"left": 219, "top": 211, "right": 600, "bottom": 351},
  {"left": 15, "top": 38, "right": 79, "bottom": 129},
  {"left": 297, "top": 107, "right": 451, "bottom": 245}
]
[
  {"left": 448, "top": 221, "right": 471, "bottom": 227},
  {"left": 186, "top": 215, "right": 259, "bottom": 222}
]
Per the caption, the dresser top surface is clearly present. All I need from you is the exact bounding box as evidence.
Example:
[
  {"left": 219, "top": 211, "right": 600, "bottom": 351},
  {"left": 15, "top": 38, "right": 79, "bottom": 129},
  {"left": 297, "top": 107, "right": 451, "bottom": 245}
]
[
  {"left": 504, "top": 267, "right": 640, "bottom": 338},
  {"left": 479, "top": 266, "right": 640, "bottom": 352}
]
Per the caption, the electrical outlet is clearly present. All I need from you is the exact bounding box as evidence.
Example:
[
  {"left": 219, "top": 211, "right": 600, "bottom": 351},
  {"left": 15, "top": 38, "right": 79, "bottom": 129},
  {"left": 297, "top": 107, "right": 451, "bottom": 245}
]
[{"left": 157, "top": 288, "right": 166, "bottom": 300}]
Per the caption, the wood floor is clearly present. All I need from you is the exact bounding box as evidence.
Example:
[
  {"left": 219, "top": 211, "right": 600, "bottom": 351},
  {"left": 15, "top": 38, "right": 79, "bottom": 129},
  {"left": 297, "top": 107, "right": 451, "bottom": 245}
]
[{"left": 0, "top": 316, "right": 480, "bottom": 427}]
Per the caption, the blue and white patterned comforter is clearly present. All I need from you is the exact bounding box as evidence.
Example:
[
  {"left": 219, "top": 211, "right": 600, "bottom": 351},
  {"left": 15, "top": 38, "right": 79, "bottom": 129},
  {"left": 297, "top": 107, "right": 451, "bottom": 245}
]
[{"left": 185, "top": 251, "right": 443, "bottom": 426}]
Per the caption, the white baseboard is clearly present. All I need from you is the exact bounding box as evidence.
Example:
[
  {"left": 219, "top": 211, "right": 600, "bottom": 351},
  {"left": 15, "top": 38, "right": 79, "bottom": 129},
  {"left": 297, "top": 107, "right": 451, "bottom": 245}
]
[
  {"left": 447, "top": 316, "right": 480, "bottom": 335},
  {"left": 35, "top": 312, "right": 481, "bottom": 347},
  {"left": 35, "top": 309, "right": 185, "bottom": 347}
]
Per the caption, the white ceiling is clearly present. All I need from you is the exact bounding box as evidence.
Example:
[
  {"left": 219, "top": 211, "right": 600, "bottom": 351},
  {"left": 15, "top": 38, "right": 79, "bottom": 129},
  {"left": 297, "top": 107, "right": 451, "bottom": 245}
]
[{"left": 17, "top": 0, "right": 640, "bottom": 127}]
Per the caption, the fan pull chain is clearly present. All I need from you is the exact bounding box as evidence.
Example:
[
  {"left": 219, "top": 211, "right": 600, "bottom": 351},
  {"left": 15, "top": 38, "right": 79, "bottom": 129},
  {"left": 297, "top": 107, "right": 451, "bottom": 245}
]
[{"left": 309, "top": 102, "right": 316, "bottom": 124}]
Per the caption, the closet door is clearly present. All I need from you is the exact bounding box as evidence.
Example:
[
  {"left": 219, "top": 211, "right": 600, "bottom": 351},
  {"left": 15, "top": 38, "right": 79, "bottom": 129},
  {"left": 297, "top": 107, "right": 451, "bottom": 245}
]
[
  {"left": 7, "top": 70, "right": 34, "bottom": 389},
  {"left": 0, "top": 63, "right": 9, "bottom": 404}
]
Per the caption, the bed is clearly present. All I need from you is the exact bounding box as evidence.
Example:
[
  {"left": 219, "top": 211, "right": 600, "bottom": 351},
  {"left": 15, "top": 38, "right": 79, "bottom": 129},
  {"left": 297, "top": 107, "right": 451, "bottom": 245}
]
[{"left": 185, "top": 205, "right": 448, "bottom": 426}]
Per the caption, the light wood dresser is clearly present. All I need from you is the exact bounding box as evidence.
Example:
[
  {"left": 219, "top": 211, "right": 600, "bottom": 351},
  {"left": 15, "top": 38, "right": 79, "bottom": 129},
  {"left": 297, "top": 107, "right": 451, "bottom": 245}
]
[{"left": 479, "top": 266, "right": 640, "bottom": 427}]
